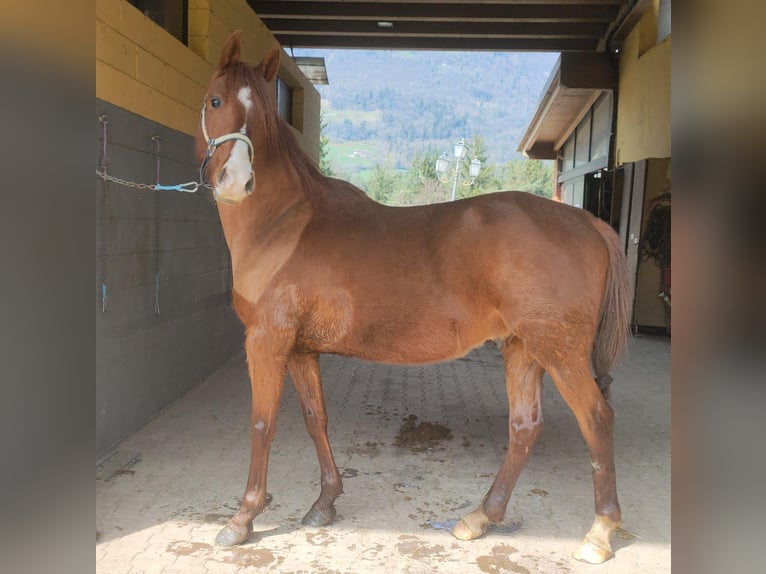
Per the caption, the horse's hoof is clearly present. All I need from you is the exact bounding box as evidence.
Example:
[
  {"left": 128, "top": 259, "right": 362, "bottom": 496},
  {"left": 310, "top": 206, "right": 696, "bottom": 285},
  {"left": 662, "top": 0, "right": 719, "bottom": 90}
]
[
  {"left": 215, "top": 522, "right": 252, "bottom": 547},
  {"left": 452, "top": 509, "right": 490, "bottom": 541},
  {"left": 302, "top": 504, "right": 336, "bottom": 527},
  {"left": 572, "top": 540, "right": 613, "bottom": 564},
  {"left": 572, "top": 515, "right": 618, "bottom": 563}
]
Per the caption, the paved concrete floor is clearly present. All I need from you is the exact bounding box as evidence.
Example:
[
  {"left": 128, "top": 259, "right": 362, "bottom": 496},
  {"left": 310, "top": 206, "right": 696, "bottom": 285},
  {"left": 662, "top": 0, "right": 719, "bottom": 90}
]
[{"left": 96, "top": 335, "right": 670, "bottom": 573}]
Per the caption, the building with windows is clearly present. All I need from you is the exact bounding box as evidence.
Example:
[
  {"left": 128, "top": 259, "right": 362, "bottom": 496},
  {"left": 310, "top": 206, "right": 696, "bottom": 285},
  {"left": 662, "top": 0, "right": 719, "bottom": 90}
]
[{"left": 518, "top": 0, "right": 671, "bottom": 332}]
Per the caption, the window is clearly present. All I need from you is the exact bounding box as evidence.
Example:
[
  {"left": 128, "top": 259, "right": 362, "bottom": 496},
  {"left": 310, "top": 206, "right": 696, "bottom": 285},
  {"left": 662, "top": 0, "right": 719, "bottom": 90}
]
[
  {"left": 574, "top": 114, "right": 591, "bottom": 168},
  {"left": 558, "top": 92, "right": 613, "bottom": 174},
  {"left": 128, "top": 0, "right": 188, "bottom": 45},
  {"left": 561, "top": 181, "right": 573, "bottom": 205},
  {"left": 590, "top": 94, "right": 611, "bottom": 162},
  {"left": 277, "top": 77, "right": 293, "bottom": 125},
  {"left": 571, "top": 179, "right": 584, "bottom": 209},
  {"left": 561, "top": 137, "right": 574, "bottom": 173},
  {"left": 556, "top": 92, "right": 613, "bottom": 211}
]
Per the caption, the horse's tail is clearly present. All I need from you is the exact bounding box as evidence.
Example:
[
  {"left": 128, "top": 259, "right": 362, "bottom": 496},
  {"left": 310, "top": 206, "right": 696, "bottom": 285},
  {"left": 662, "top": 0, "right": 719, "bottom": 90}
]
[{"left": 590, "top": 217, "right": 632, "bottom": 380}]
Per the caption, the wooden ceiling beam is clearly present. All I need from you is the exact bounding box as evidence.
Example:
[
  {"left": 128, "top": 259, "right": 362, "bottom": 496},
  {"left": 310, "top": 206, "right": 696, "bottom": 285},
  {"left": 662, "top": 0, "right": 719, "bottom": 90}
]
[
  {"left": 261, "top": 19, "right": 608, "bottom": 38},
  {"left": 559, "top": 52, "right": 617, "bottom": 88},
  {"left": 257, "top": 0, "right": 625, "bottom": 4},
  {"left": 273, "top": 35, "right": 597, "bottom": 51},
  {"left": 249, "top": 2, "right": 621, "bottom": 22}
]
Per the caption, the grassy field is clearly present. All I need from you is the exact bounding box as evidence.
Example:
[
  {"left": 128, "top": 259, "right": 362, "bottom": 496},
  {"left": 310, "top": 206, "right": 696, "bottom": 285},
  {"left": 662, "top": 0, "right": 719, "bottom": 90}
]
[
  {"left": 324, "top": 108, "right": 384, "bottom": 127},
  {"left": 327, "top": 139, "right": 389, "bottom": 182}
]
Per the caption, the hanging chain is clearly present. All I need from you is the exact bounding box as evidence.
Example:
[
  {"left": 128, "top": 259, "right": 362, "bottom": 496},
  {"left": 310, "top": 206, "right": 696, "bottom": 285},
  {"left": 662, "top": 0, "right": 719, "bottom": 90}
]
[
  {"left": 97, "top": 114, "right": 214, "bottom": 317},
  {"left": 96, "top": 102, "right": 219, "bottom": 194},
  {"left": 95, "top": 169, "right": 205, "bottom": 193}
]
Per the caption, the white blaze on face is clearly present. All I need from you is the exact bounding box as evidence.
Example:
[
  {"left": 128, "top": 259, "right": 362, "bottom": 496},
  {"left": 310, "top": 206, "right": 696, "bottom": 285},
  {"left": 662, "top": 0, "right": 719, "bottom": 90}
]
[{"left": 218, "top": 86, "right": 253, "bottom": 193}]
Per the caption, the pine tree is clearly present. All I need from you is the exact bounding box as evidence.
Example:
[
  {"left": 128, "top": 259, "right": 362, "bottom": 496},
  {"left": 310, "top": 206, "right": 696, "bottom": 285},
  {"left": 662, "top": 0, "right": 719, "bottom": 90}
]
[
  {"left": 366, "top": 164, "right": 398, "bottom": 204},
  {"left": 319, "top": 113, "right": 334, "bottom": 177},
  {"left": 502, "top": 159, "right": 554, "bottom": 198},
  {"left": 456, "top": 134, "right": 501, "bottom": 199}
]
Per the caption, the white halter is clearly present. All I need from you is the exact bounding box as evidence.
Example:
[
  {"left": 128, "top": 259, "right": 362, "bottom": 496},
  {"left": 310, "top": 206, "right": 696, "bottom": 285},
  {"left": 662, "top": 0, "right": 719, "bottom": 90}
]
[{"left": 199, "top": 98, "right": 255, "bottom": 185}]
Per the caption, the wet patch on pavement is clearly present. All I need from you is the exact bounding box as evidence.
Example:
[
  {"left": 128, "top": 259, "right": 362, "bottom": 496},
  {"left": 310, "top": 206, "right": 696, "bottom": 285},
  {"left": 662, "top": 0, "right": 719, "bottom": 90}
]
[
  {"left": 395, "top": 415, "right": 453, "bottom": 452},
  {"left": 475, "top": 544, "right": 528, "bottom": 574},
  {"left": 166, "top": 540, "right": 281, "bottom": 569}
]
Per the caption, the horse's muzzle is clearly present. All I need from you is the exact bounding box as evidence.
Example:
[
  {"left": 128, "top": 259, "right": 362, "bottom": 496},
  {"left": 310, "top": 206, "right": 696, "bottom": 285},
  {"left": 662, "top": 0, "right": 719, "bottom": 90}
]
[{"left": 213, "top": 171, "right": 255, "bottom": 205}]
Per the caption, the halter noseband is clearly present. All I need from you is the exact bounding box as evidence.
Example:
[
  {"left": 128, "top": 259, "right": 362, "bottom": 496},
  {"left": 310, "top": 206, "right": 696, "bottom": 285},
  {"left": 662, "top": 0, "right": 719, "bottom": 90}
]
[{"left": 199, "top": 98, "right": 255, "bottom": 186}]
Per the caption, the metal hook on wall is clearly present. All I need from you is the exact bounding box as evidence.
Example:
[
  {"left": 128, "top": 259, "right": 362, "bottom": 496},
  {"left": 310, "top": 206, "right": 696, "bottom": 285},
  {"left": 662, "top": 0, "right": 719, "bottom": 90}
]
[
  {"left": 99, "top": 115, "right": 110, "bottom": 174},
  {"left": 154, "top": 272, "right": 161, "bottom": 315},
  {"left": 152, "top": 135, "right": 161, "bottom": 186}
]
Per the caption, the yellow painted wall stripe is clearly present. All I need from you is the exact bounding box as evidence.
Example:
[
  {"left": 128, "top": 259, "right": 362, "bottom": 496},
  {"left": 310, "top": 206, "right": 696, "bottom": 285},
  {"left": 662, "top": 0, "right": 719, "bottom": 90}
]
[
  {"left": 96, "top": 0, "right": 210, "bottom": 135},
  {"left": 615, "top": 4, "right": 671, "bottom": 165}
]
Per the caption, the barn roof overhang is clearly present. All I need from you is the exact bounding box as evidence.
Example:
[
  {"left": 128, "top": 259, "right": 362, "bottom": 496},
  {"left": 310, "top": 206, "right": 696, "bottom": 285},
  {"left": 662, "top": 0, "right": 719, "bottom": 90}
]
[
  {"left": 294, "top": 57, "right": 329, "bottom": 84},
  {"left": 248, "top": 0, "right": 637, "bottom": 53},
  {"left": 517, "top": 0, "right": 652, "bottom": 159},
  {"left": 517, "top": 52, "right": 616, "bottom": 159}
]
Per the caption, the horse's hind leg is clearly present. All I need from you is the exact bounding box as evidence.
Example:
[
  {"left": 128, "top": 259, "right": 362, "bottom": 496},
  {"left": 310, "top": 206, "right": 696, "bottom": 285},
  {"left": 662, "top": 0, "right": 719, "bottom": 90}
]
[
  {"left": 453, "top": 337, "right": 544, "bottom": 541},
  {"left": 287, "top": 352, "right": 343, "bottom": 527},
  {"left": 546, "top": 355, "right": 621, "bottom": 564}
]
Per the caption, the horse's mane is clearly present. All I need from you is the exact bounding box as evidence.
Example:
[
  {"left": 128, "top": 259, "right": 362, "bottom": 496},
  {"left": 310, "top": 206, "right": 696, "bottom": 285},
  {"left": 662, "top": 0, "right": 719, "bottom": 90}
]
[{"left": 223, "top": 63, "right": 325, "bottom": 211}]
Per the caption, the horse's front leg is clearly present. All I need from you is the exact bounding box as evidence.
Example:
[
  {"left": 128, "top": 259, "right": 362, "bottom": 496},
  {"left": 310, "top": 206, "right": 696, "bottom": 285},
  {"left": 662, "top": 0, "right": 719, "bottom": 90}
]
[
  {"left": 216, "top": 328, "right": 289, "bottom": 547},
  {"left": 287, "top": 352, "right": 343, "bottom": 526}
]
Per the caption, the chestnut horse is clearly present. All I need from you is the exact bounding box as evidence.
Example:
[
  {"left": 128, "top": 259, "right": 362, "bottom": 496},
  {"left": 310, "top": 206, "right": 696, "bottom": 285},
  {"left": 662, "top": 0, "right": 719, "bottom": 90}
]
[{"left": 195, "top": 31, "right": 631, "bottom": 564}]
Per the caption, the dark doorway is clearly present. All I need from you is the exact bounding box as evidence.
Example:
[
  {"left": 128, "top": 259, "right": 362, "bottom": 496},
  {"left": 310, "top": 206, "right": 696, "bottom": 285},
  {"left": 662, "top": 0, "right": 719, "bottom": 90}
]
[{"left": 583, "top": 169, "right": 612, "bottom": 224}]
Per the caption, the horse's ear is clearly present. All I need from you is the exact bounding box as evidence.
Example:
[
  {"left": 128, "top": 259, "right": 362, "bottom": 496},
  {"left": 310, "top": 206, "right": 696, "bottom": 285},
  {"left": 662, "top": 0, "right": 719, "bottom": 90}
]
[
  {"left": 219, "top": 30, "right": 243, "bottom": 69},
  {"left": 257, "top": 44, "right": 281, "bottom": 82}
]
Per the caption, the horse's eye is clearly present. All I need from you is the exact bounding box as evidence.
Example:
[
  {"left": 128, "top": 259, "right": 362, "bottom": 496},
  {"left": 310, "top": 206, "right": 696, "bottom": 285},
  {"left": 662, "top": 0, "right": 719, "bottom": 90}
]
[{"left": 211, "top": 97, "right": 221, "bottom": 109}]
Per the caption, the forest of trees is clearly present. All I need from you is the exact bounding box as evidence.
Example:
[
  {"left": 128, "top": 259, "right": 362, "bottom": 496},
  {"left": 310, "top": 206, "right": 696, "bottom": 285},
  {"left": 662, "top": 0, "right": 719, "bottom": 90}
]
[
  {"left": 305, "top": 49, "right": 559, "bottom": 206},
  {"left": 300, "top": 49, "right": 559, "bottom": 166},
  {"left": 320, "top": 131, "right": 554, "bottom": 206}
]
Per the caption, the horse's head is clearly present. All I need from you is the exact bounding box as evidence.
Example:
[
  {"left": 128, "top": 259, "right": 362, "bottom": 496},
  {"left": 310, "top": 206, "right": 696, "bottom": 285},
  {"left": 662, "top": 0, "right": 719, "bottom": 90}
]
[{"left": 196, "top": 31, "right": 281, "bottom": 205}]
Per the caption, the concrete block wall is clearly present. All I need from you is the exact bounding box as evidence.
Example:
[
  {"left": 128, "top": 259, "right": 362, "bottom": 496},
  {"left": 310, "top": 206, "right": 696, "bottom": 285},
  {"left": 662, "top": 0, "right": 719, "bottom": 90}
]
[{"left": 96, "top": 100, "right": 242, "bottom": 457}]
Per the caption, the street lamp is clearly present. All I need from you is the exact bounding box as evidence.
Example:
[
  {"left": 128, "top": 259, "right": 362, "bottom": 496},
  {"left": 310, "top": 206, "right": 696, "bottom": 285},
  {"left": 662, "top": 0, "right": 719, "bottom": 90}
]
[{"left": 435, "top": 138, "right": 481, "bottom": 201}]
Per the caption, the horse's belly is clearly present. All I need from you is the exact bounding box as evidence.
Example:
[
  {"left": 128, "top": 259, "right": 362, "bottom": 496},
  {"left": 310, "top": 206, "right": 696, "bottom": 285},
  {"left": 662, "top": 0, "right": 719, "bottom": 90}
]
[{"left": 331, "top": 311, "right": 508, "bottom": 365}]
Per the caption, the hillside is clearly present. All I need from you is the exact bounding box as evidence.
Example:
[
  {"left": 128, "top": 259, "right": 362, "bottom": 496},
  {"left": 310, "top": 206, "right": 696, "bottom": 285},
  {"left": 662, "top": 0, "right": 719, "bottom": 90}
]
[{"left": 293, "top": 48, "right": 559, "bottom": 179}]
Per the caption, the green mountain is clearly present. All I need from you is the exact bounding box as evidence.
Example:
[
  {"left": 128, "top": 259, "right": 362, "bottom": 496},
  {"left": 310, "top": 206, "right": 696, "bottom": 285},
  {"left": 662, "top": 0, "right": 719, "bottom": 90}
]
[{"left": 294, "top": 49, "right": 559, "bottom": 178}]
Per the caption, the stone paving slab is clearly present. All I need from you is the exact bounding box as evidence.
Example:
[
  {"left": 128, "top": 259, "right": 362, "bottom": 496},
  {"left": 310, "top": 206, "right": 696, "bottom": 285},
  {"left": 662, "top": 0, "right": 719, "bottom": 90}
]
[{"left": 96, "top": 335, "right": 670, "bottom": 573}]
